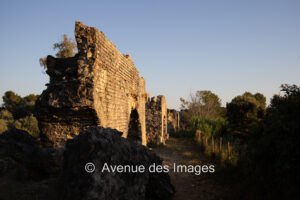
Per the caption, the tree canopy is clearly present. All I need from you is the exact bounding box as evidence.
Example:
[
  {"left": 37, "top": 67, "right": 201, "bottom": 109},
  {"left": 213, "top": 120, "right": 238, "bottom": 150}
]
[
  {"left": 241, "top": 84, "right": 300, "bottom": 199},
  {"left": 226, "top": 92, "right": 266, "bottom": 136},
  {"left": 2, "top": 91, "right": 38, "bottom": 120},
  {"left": 180, "top": 90, "right": 222, "bottom": 120},
  {"left": 53, "top": 34, "right": 77, "bottom": 58},
  {"left": 1, "top": 91, "right": 39, "bottom": 136}
]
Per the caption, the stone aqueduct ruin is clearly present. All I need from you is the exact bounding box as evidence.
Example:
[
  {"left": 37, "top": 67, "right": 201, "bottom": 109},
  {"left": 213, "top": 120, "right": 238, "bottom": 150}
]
[
  {"left": 145, "top": 95, "right": 168, "bottom": 144},
  {"left": 35, "top": 22, "right": 179, "bottom": 147}
]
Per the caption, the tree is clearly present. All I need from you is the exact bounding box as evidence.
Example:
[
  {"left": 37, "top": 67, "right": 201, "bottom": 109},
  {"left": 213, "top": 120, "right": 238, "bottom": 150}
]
[
  {"left": 180, "top": 90, "right": 222, "bottom": 120},
  {"left": 2, "top": 91, "right": 22, "bottom": 118},
  {"left": 2, "top": 91, "right": 38, "bottom": 120},
  {"left": 40, "top": 34, "right": 77, "bottom": 68},
  {"left": 226, "top": 92, "right": 266, "bottom": 136},
  {"left": 242, "top": 84, "right": 300, "bottom": 199},
  {"left": 1, "top": 91, "right": 40, "bottom": 136},
  {"left": 53, "top": 34, "right": 77, "bottom": 58}
]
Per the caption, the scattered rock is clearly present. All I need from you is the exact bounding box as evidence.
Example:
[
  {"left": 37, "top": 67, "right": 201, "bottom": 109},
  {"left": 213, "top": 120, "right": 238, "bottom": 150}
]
[{"left": 59, "top": 126, "right": 175, "bottom": 200}]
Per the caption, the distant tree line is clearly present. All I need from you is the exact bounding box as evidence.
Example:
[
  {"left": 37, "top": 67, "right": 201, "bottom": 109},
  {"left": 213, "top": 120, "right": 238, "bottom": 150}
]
[{"left": 0, "top": 91, "right": 39, "bottom": 137}]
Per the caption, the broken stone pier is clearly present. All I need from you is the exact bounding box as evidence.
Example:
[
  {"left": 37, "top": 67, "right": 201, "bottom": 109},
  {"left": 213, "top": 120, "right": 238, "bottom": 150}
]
[
  {"left": 145, "top": 95, "right": 168, "bottom": 144},
  {"left": 167, "top": 109, "right": 180, "bottom": 134},
  {"left": 35, "top": 22, "right": 147, "bottom": 147}
]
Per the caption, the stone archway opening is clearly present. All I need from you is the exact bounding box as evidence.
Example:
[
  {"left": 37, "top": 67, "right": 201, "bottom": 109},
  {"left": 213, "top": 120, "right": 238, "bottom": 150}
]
[{"left": 127, "top": 109, "right": 142, "bottom": 144}]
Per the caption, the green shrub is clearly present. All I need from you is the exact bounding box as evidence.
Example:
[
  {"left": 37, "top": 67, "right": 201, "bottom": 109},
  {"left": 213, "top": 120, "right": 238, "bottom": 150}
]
[
  {"left": 0, "top": 109, "right": 13, "bottom": 120},
  {"left": 191, "top": 117, "right": 227, "bottom": 138},
  {"left": 13, "top": 114, "right": 39, "bottom": 137},
  {"left": 0, "top": 109, "right": 14, "bottom": 134},
  {"left": 226, "top": 92, "right": 266, "bottom": 136},
  {"left": 240, "top": 84, "right": 300, "bottom": 199},
  {"left": 2, "top": 91, "right": 38, "bottom": 120},
  {"left": 0, "top": 119, "right": 9, "bottom": 134}
]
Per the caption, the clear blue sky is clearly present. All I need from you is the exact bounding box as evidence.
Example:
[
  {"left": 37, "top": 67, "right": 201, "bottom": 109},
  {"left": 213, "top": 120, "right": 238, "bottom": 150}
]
[{"left": 0, "top": 0, "right": 299, "bottom": 109}]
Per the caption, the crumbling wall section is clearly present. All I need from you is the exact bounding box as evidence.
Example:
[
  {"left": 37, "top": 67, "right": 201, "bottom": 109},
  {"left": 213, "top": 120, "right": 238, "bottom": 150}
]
[
  {"left": 167, "top": 109, "right": 180, "bottom": 134},
  {"left": 145, "top": 95, "right": 168, "bottom": 144},
  {"left": 35, "top": 22, "right": 146, "bottom": 147}
]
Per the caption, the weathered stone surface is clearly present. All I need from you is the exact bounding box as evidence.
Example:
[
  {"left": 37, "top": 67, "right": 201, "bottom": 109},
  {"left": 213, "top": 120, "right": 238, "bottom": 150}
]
[
  {"left": 146, "top": 96, "right": 168, "bottom": 144},
  {"left": 0, "top": 129, "right": 61, "bottom": 181},
  {"left": 59, "top": 126, "right": 175, "bottom": 200},
  {"left": 167, "top": 109, "right": 180, "bottom": 134},
  {"left": 35, "top": 22, "right": 146, "bottom": 147}
]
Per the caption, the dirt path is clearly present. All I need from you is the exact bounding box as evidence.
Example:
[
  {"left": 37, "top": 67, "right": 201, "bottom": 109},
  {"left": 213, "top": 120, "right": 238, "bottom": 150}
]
[{"left": 152, "top": 137, "right": 227, "bottom": 200}]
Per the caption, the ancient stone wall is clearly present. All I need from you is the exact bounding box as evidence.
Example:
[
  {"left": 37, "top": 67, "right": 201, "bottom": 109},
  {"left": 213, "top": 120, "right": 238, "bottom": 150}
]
[
  {"left": 35, "top": 22, "right": 146, "bottom": 147},
  {"left": 167, "top": 109, "right": 180, "bottom": 134},
  {"left": 145, "top": 95, "right": 168, "bottom": 144}
]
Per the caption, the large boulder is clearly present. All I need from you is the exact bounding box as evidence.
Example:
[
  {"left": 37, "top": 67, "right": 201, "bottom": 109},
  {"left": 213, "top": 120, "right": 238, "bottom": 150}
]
[
  {"left": 59, "top": 126, "right": 175, "bottom": 200},
  {"left": 0, "top": 128, "right": 61, "bottom": 181}
]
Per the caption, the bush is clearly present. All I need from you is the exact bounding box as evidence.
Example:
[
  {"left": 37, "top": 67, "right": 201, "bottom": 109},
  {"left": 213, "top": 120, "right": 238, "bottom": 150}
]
[
  {"left": 233, "top": 84, "right": 300, "bottom": 199},
  {"left": 0, "top": 109, "right": 13, "bottom": 120},
  {"left": 249, "top": 85, "right": 299, "bottom": 198},
  {"left": 190, "top": 117, "right": 227, "bottom": 138},
  {"left": 1, "top": 92, "right": 40, "bottom": 137},
  {"left": 13, "top": 114, "right": 39, "bottom": 137},
  {"left": 0, "top": 109, "right": 14, "bottom": 134},
  {"left": 2, "top": 91, "right": 38, "bottom": 120},
  {"left": 226, "top": 92, "right": 266, "bottom": 137},
  {"left": 0, "top": 119, "right": 8, "bottom": 134}
]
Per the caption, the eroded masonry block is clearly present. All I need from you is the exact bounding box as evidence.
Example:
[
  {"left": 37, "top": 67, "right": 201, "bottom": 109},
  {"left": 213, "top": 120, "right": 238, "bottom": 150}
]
[
  {"left": 145, "top": 95, "right": 168, "bottom": 144},
  {"left": 35, "top": 22, "right": 146, "bottom": 147},
  {"left": 167, "top": 109, "right": 180, "bottom": 134}
]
